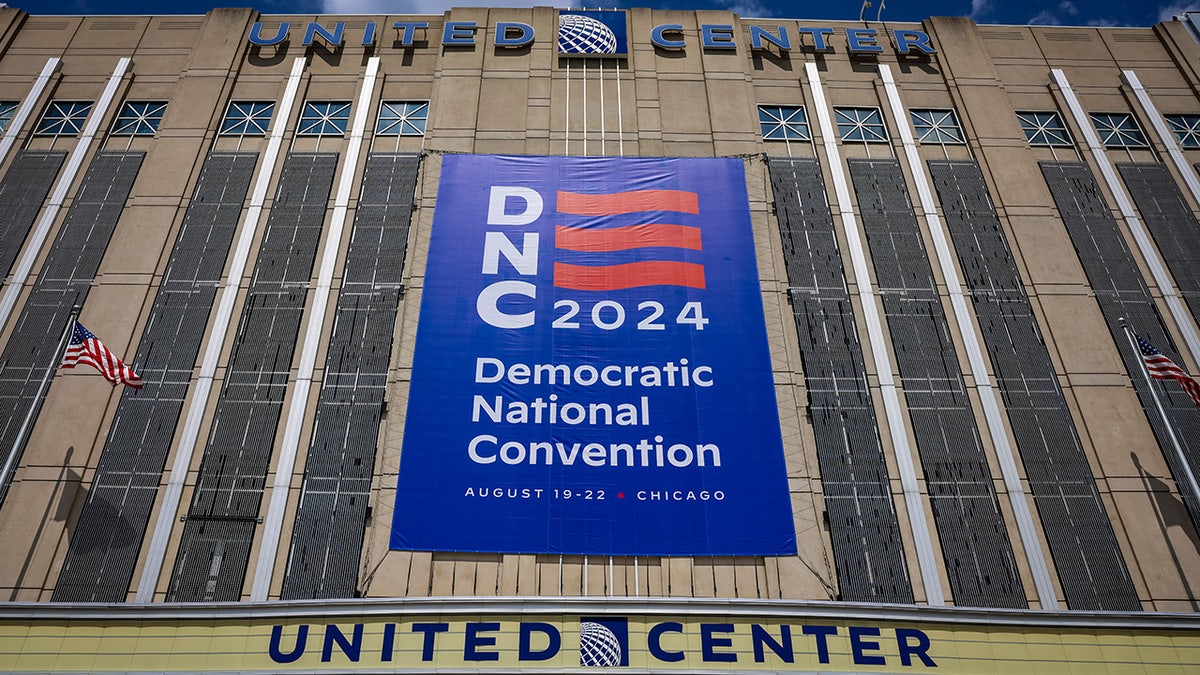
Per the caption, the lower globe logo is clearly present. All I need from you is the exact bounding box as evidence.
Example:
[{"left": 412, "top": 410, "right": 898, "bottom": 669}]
[{"left": 579, "top": 621, "right": 623, "bottom": 667}]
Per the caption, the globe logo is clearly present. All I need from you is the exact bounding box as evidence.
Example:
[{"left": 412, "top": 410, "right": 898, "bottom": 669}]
[
  {"left": 558, "top": 14, "right": 619, "bottom": 54},
  {"left": 579, "top": 621, "right": 623, "bottom": 667}
]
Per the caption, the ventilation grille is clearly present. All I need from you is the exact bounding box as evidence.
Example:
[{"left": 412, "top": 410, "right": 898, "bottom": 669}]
[
  {"left": 930, "top": 159, "right": 1140, "bottom": 611},
  {"left": 281, "top": 154, "right": 421, "bottom": 600},
  {"left": 53, "top": 152, "right": 258, "bottom": 603},
  {"left": 1042, "top": 161, "right": 1200, "bottom": 533},
  {"left": 849, "top": 158, "right": 1027, "bottom": 609},
  {"left": 767, "top": 156, "right": 913, "bottom": 604},
  {"left": 0, "top": 152, "right": 144, "bottom": 510},
  {"left": 166, "top": 153, "right": 338, "bottom": 602}
]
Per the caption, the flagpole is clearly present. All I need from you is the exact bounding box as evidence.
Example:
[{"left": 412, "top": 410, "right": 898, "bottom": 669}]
[
  {"left": 0, "top": 304, "right": 80, "bottom": 508},
  {"left": 1118, "top": 317, "right": 1200, "bottom": 513}
]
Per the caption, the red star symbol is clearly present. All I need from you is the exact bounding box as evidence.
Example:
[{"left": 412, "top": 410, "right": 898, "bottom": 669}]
[{"left": 617, "top": 492, "right": 625, "bottom": 499}]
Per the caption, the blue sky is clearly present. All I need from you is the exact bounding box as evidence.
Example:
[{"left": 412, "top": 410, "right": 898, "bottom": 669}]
[{"left": 16, "top": 0, "right": 1200, "bottom": 29}]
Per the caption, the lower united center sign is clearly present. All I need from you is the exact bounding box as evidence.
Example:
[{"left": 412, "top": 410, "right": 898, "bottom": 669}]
[{"left": 391, "top": 154, "right": 796, "bottom": 556}]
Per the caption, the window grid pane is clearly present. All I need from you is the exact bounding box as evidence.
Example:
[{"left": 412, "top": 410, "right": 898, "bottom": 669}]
[
  {"left": 835, "top": 107, "right": 888, "bottom": 143},
  {"left": 111, "top": 101, "right": 167, "bottom": 136},
  {"left": 376, "top": 101, "right": 429, "bottom": 136},
  {"left": 0, "top": 102, "right": 17, "bottom": 132},
  {"left": 35, "top": 101, "right": 92, "bottom": 136},
  {"left": 220, "top": 101, "right": 275, "bottom": 136},
  {"left": 758, "top": 105, "right": 810, "bottom": 141},
  {"left": 910, "top": 109, "right": 964, "bottom": 144},
  {"left": 1165, "top": 114, "right": 1200, "bottom": 148},
  {"left": 298, "top": 101, "right": 351, "bottom": 137},
  {"left": 1017, "top": 111, "right": 1073, "bottom": 147},
  {"left": 1090, "top": 112, "right": 1148, "bottom": 148}
]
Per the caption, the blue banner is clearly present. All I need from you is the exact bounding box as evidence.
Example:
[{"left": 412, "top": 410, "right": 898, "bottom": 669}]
[{"left": 391, "top": 155, "right": 796, "bottom": 556}]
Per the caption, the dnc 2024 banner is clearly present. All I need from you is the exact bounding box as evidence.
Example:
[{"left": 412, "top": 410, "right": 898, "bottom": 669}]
[{"left": 391, "top": 155, "right": 795, "bottom": 556}]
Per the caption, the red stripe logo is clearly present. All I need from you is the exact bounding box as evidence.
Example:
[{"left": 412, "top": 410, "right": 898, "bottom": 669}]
[
  {"left": 555, "top": 224, "right": 702, "bottom": 252},
  {"left": 554, "top": 188, "right": 703, "bottom": 291},
  {"left": 557, "top": 189, "right": 699, "bottom": 216},
  {"left": 554, "top": 261, "right": 706, "bottom": 291}
]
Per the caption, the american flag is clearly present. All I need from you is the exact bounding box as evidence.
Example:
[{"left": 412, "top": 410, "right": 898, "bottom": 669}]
[
  {"left": 1137, "top": 334, "right": 1200, "bottom": 407},
  {"left": 60, "top": 320, "right": 143, "bottom": 389}
]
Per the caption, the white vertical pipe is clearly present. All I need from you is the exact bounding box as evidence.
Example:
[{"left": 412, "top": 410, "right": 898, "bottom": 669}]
[
  {"left": 136, "top": 57, "right": 308, "bottom": 603},
  {"left": 615, "top": 59, "right": 624, "bottom": 157},
  {"left": 880, "top": 64, "right": 1059, "bottom": 609},
  {"left": 250, "top": 57, "right": 381, "bottom": 601},
  {"left": 1122, "top": 70, "right": 1200, "bottom": 212},
  {"left": 805, "top": 62, "right": 945, "bottom": 606},
  {"left": 0, "top": 57, "right": 130, "bottom": 330},
  {"left": 0, "top": 58, "right": 61, "bottom": 167},
  {"left": 1053, "top": 68, "right": 1200, "bottom": 365},
  {"left": 565, "top": 59, "right": 570, "bottom": 155}
]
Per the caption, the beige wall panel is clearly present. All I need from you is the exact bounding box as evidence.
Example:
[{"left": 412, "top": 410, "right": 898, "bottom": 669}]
[
  {"left": 585, "top": 558, "right": 607, "bottom": 596},
  {"left": 1037, "top": 294, "right": 1123, "bottom": 375},
  {"left": 1073, "top": 384, "right": 1173, "bottom": 479},
  {"left": 176, "top": 8, "right": 253, "bottom": 72},
  {"left": 476, "top": 77, "right": 529, "bottom": 132},
  {"left": 430, "top": 554, "right": 455, "bottom": 594},
  {"left": 376, "top": 22, "right": 442, "bottom": 75},
  {"left": 480, "top": 10, "right": 536, "bottom": 73},
  {"left": 974, "top": 144, "right": 1060, "bottom": 207},
  {"left": 6, "top": 17, "right": 79, "bottom": 52},
  {"left": 1053, "top": 64, "right": 1128, "bottom": 89},
  {"left": 733, "top": 557, "right": 763, "bottom": 597},
  {"left": 238, "top": 49, "right": 305, "bottom": 79},
  {"left": 934, "top": 17, "right": 1013, "bottom": 75},
  {"left": 129, "top": 137, "right": 208, "bottom": 197},
  {"left": 1142, "top": 91, "right": 1200, "bottom": 116},
  {"left": 306, "top": 52, "right": 371, "bottom": 78},
  {"left": 956, "top": 88, "right": 1031, "bottom": 142},
  {"left": 303, "top": 79, "right": 360, "bottom": 101},
  {"left": 746, "top": 55, "right": 801, "bottom": 84},
  {"left": 429, "top": 76, "right": 481, "bottom": 132},
  {"left": 137, "top": 18, "right": 203, "bottom": 51},
  {"left": 1031, "top": 28, "right": 1112, "bottom": 61},
  {"left": 0, "top": 53, "right": 61, "bottom": 80},
  {"left": 125, "top": 55, "right": 191, "bottom": 79},
  {"left": 993, "top": 63, "right": 1064, "bottom": 89},
  {"left": 406, "top": 551, "right": 434, "bottom": 596},
  {"left": 666, "top": 557, "right": 691, "bottom": 596},
  {"left": 645, "top": 15, "right": 703, "bottom": 76},
  {"left": 516, "top": 554, "right": 538, "bottom": 595},
  {"left": 0, "top": 476, "right": 75, "bottom": 599},
  {"left": 1112, "top": 490, "right": 1200, "bottom": 605},
  {"left": 705, "top": 77, "right": 755, "bottom": 136},
  {"left": 560, "top": 556, "right": 583, "bottom": 595},
  {"left": 69, "top": 25, "right": 152, "bottom": 57},
  {"left": 98, "top": 204, "right": 176, "bottom": 277},
  {"left": 693, "top": 559, "right": 717, "bottom": 597},
  {"left": 1103, "top": 30, "right": 1173, "bottom": 64},
  {"left": 752, "top": 81, "right": 805, "bottom": 105},
  {"left": 120, "top": 80, "right": 184, "bottom": 102},
  {"left": 814, "top": 80, "right": 882, "bottom": 107},
  {"left": 1005, "top": 215, "right": 1089, "bottom": 286},
  {"left": 24, "top": 375, "right": 116, "bottom": 471},
  {"left": 658, "top": 80, "right": 712, "bottom": 135},
  {"left": 478, "top": 555, "right": 502, "bottom": 595}
]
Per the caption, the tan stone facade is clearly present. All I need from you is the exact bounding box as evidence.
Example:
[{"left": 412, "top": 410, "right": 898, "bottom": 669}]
[{"left": 0, "top": 5, "right": 1198, "bottom": 621}]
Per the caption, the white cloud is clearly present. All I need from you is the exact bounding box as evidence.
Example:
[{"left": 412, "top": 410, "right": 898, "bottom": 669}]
[
  {"left": 1158, "top": 1, "right": 1200, "bottom": 21},
  {"left": 970, "top": 0, "right": 991, "bottom": 20},
  {"left": 715, "top": 0, "right": 775, "bottom": 18},
  {"left": 1058, "top": 1, "right": 1078, "bottom": 15},
  {"left": 321, "top": 0, "right": 565, "bottom": 14},
  {"left": 1086, "top": 18, "right": 1123, "bottom": 26},
  {"left": 1027, "top": 10, "right": 1063, "bottom": 24}
]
